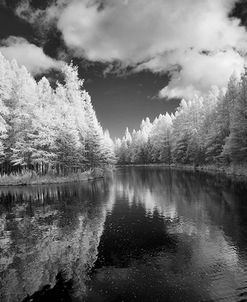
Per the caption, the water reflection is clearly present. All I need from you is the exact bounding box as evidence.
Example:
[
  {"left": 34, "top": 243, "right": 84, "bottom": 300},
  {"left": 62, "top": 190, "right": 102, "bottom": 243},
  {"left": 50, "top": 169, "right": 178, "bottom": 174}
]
[
  {"left": 0, "top": 181, "right": 110, "bottom": 302},
  {"left": 1, "top": 167, "right": 247, "bottom": 301},
  {"left": 87, "top": 167, "right": 247, "bottom": 302}
]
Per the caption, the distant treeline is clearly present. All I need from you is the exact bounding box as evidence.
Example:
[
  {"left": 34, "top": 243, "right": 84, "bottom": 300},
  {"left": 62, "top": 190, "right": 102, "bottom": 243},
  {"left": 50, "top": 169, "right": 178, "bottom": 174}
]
[
  {"left": 0, "top": 52, "right": 115, "bottom": 175},
  {"left": 115, "top": 71, "right": 247, "bottom": 167}
]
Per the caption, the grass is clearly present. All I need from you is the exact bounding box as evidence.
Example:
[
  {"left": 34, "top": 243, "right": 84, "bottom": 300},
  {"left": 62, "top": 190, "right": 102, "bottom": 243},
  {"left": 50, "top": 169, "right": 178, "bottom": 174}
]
[{"left": 0, "top": 168, "right": 105, "bottom": 186}]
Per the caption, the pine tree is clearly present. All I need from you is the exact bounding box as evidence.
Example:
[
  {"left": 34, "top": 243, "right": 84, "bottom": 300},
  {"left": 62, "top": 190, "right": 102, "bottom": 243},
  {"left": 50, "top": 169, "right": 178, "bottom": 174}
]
[
  {"left": 223, "top": 71, "right": 247, "bottom": 164},
  {"left": 84, "top": 93, "right": 104, "bottom": 167},
  {"left": 8, "top": 65, "right": 38, "bottom": 170},
  {"left": 0, "top": 52, "right": 112, "bottom": 175},
  {"left": 101, "top": 130, "right": 116, "bottom": 165}
]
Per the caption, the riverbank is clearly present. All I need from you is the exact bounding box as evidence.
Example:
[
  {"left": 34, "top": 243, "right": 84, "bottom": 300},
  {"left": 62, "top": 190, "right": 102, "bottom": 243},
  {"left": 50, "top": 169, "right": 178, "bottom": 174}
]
[
  {"left": 0, "top": 168, "right": 106, "bottom": 186},
  {"left": 117, "top": 163, "right": 247, "bottom": 179},
  {"left": 170, "top": 164, "right": 247, "bottom": 179}
]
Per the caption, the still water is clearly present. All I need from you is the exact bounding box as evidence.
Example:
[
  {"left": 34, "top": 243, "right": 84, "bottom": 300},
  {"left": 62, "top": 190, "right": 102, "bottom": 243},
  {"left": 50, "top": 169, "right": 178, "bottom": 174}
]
[{"left": 1, "top": 167, "right": 247, "bottom": 302}]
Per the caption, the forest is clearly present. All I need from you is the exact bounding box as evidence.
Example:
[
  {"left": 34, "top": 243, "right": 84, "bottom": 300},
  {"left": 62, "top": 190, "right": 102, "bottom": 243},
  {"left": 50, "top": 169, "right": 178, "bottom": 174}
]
[
  {"left": 115, "top": 71, "right": 247, "bottom": 169},
  {"left": 1, "top": 50, "right": 247, "bottom": 180},
  {"left": 0, "top": 52, "right": 115, "bottom": 177}
]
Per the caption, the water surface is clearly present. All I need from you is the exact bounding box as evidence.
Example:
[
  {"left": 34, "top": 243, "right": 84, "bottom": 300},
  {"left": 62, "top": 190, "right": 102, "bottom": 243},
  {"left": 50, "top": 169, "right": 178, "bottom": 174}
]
[{"left": 1, "top": 167, "right": 247, "bottom": 301}]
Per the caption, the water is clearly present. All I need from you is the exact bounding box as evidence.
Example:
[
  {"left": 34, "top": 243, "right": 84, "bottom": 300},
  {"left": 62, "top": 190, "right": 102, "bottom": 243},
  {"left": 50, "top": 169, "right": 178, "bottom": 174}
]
[{"left": 1, "top": 167, "right": 247, "bottom": 302}]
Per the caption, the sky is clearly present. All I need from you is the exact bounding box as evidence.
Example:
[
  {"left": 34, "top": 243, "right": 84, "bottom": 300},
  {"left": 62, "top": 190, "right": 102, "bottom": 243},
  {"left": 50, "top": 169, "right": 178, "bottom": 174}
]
[{"left": 0, "top": 0, "right": 247, "bottom": 138}]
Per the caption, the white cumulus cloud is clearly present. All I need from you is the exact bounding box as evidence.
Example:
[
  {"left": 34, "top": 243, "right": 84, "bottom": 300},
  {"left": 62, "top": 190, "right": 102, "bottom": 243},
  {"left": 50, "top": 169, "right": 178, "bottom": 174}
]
[
  {"left": 0, "top": 36, "right": 62, "bottom": 75},
  {"left": 15, "top": 0, "right": 247, "bottom": 97},
  {"left": 138, "top": 49, "right": 245, "bottom": 98}
]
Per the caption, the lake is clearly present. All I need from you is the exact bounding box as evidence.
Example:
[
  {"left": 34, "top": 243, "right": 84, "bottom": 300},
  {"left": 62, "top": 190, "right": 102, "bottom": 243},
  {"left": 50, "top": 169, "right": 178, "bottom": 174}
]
[{"left": 1, "top": 167, "right": 247, "bottom": 302}]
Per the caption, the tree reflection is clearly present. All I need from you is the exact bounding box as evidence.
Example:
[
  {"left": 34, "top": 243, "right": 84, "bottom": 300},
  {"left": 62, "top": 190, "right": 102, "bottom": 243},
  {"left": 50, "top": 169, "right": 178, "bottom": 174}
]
[
  {"left": 0, "top": 180, "right": 110, "bottom": 302},
  {"left": 87, "top": 167, "right": 247, "bottom": 302},
  {"left": 22, "top": 272, "right": 73, "bottom": 302},
  {"left": 1, "top": 169, "right": 247, "bottom": 302}
]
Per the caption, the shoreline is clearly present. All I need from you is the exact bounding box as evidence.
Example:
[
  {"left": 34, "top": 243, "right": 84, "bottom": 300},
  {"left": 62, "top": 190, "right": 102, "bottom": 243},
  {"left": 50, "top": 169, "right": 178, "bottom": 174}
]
[
  {"left": 0, "top": 168, "right": 107, "bottom": 187},
  {"left": 116, "top": 163, "right": 247, "bottom": 180},
  {"left": 2, "top": 164, "right": 247, "bottom": 186}
]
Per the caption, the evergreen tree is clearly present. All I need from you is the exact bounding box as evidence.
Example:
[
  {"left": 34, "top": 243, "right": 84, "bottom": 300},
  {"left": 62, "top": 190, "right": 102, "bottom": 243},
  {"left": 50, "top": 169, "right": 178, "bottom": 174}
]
[
  {"left": 101, "top": 130, "right": 116, "bottom": 165},
  {"left": 223, "top": 71, "right": 247, "bottom": 163},
  {"left": 0, "top": 52, "right": 113, "bottom": 174},
  {"left": 84, "top": 93, "right": 105, "bottom": 167}
]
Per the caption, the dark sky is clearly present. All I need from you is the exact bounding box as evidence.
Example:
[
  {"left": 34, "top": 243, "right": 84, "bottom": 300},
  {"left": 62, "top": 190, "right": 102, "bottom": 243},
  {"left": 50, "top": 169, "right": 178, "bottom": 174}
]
[
  {"left": 0, "top": 0, "right": 246, "bottom": 138},
  {"left": 84, "top": 70, "right": 180, "bottom": 139}
]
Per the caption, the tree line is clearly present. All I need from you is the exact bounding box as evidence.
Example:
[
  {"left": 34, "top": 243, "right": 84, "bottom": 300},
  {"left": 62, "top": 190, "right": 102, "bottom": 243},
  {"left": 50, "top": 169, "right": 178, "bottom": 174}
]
[
  {"left": 115, "top": 71, "right": 247, "bottom": 167},
  {"left": 0, "top": 52, "right": 115, "bottom": 175}
]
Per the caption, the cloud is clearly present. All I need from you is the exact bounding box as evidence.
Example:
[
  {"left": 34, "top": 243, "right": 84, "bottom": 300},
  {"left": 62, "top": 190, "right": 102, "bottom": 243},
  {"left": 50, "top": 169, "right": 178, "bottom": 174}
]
[
  {"left": 16, "top": 0, "right": 247, "bottom": 97},
  {"left": 139, "top": 49, "right": 245, "bottom": 98},
  {"left": 0, "top": 36, "right": 62, "bottom": 74},
  {"left": 15, "top": 0, "right": 66, "bottom": 25}
]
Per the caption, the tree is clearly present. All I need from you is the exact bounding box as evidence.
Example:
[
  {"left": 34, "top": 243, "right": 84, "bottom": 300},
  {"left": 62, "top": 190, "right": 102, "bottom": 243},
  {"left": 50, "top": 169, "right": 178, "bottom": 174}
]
[
  {"left": 0, "top": 52, "right": 113, "bottom": 174},
  {"left": 223, "top": 71, "right": 247, "bottom": 164},
  {"left": 150, "top": 114, "right": 172, "bottom": 163},
  {"left": 101, "top": 130, "right": 116, "bottom": 165},
  {"left": 84, "top": 93, "right": 105, "bottom": 167}
]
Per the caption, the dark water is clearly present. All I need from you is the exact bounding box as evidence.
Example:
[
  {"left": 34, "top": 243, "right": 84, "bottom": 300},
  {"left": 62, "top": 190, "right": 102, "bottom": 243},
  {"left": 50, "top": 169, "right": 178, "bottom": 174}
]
[{"left": 1, "top": 167, "right": 247, "bottom": 302}]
